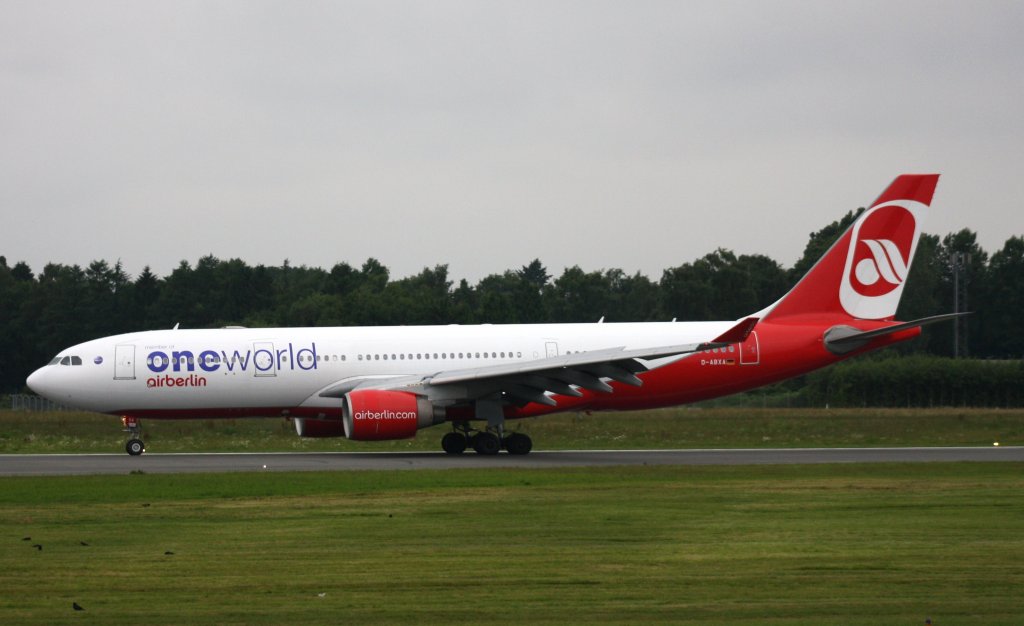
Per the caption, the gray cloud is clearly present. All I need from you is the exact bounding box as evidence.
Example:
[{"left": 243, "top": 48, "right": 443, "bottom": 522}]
[{"left": 2, "top": 1, "right": 1022, "bottom": 283}]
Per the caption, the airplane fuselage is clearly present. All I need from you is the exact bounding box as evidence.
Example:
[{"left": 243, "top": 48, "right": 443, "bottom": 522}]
[{"left": 26, "top": 319, "right": 912, "bottom": 421}]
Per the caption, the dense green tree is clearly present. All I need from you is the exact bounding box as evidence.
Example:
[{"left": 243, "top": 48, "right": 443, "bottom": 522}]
[
  {"left": 132, "top": 266, "right": 162, "bottom": 328},
  {"left": 545, "top": 266, "right": 617, "bottom": 323},
  {"left": 385, "top": 265, "right": 452, "bottom": 325},
  {"left": 788, "top": 209, "right": 863, "bottom": 284},
  {"left": 931, "top": 229, "right": 989, "bottom": 357},
  {"left": 660, "top": 249, "right": 785, "bottom": 321},
  {"left": 982, "top": 236, "right": 1024, "bottom": 357},
  {"left": 475, "top": 271, "right": 529, "bottom": 324},
  {"left": 607, "top": 269, "right": 661, "bottom": 322}
]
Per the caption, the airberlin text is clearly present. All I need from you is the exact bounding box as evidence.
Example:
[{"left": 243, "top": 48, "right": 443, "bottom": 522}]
[
  {"left": 147, "top": 374, "right": 207, "bottom": 388},
  {"left": 144, "top": 342, "right": 320, "bottom": 389},
  {"left": 354, "top": 410, "right": 417, "bottom": 421}
]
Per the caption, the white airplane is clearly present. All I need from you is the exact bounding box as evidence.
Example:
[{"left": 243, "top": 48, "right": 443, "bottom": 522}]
[{"left": 28, "top": 174, "right": 958, "bottom": 456}]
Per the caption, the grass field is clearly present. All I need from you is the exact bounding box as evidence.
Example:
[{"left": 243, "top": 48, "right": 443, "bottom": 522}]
[
  {"left": 1, "top": 407, "right": 1022, "bottom": 454},
  {"left": 1, "top": 463, "right": 1022, "bottom": 625},
  {"left": 2, "top": 408, "right": 1022, "bottom": 624}
]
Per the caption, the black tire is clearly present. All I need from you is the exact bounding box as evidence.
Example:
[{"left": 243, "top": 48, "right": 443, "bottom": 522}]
[
  {"left": 441, "top": 432, "right": 467, "bottom": 455},
  {"left": 472, "top": 432, "right": 501, "bottom": 455},
  {"left": 504, "top": 433, "right": 533, "bottom": 455},
  {"left": 125, "top": 438, "right": 145, "bottom": 456}
]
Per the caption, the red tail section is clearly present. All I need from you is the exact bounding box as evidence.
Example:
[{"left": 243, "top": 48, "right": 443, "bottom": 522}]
[{"left": 764, "top": 174, "right": 940, "bottom": 323}]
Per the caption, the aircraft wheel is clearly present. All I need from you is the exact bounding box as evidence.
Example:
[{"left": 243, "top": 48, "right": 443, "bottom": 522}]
[
  {"left": 472, "top": 432, "right": 501, "bottom": 455},
  {"left": 504, "top": 433, "right": 532, "bottom": 455},
  {"left": 441, "top": 432, "right": 467, "bottom": 455},
  {"left": 125, "top": 438, "right": 145, "bottom": 456}
]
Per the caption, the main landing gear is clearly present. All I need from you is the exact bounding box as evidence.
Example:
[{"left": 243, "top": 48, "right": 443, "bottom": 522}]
[
  {"left": 122, "top": 416, "right": 145, "bottom": 456},
  {"left": 441, "top": 422, "right": 533, "bottom": 456}
]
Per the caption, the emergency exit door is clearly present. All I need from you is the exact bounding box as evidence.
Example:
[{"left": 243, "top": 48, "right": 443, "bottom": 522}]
[{"left": 114, "top": 345, "right": 136, "bottom": 380}]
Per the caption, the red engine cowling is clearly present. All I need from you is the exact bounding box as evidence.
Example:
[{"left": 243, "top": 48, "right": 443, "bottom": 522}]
[{"left": 342, "top": 389, "right": 445, "bottom": 441}]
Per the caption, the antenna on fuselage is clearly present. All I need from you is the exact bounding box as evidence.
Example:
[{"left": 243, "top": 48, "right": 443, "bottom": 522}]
[{"left": 172, "top": 323, "right": 180, "bottom": 330}]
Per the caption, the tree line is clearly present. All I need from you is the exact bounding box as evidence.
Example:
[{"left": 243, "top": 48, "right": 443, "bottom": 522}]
[{"left": 2, "top": 210, "right": 1023, "bottom": 394}]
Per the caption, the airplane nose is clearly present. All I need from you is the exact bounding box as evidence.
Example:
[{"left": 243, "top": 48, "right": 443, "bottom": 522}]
[{"left": 26, "top": 367, "right": 52, "bottom": 398}]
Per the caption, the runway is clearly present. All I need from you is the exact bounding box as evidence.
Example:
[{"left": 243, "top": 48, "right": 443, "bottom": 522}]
[{"left": 1, "top": 446, "right": 1021, "bottom": 476}]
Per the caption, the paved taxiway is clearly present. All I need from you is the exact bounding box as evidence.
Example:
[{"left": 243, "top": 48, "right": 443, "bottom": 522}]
[{"left": 1, "top": 447, "right": 1021, "bottom": 476}]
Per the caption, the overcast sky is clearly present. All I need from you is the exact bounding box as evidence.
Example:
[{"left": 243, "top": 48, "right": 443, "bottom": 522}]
[{"left": 2, "top": 1, "right": 1022, "bottom": 284}]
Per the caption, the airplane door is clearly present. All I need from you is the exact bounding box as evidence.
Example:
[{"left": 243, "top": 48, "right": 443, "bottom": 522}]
[
  {"left": 114, "top": 345, "right": 136, "bottom": 380},
  {"left": 739, "top": 332, "right": 760, "bottom": 365},
  {"left": 545, "top": 341, "right": 559, "bottom": 358},
  {"left": 253, "top": 342, "right": 277, "bottom": 377}
]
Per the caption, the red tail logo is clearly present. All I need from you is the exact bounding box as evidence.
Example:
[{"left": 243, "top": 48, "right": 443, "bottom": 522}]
[
  {"left": 848, "top": 205, "right": 916, "bottom": 297},
  {"left": 839, "top": 200, "right": 923, "bottom": 319}
]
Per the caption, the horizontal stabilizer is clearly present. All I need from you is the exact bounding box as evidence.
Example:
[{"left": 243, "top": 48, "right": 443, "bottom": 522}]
[{"left": 824, "top": 312, "right": 969, "bottom": 354}]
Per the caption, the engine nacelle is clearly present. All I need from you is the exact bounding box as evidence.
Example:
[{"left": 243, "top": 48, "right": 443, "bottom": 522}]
[{"left": 342, "top": 389, "right": 445, "bottom": 441}]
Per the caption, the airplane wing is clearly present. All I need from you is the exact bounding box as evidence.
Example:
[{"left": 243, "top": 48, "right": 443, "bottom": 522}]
[{"left": 318, "top": 317, "right": 758, "bottom": 407}]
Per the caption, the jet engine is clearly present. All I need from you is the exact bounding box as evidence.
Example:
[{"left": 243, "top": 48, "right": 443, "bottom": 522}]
[{"left": 342, "top": 389, "right": 446, "bottom": 441}]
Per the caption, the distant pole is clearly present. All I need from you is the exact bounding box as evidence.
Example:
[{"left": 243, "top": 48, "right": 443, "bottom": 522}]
[{"left": 950, "top": 252, "right": 971, "bottom": 357}]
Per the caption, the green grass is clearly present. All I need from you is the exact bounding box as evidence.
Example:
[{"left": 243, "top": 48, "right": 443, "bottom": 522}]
[
  {"left": 1, "top": 407, "right": 1022, "bottom": 454},
  {"left": 1, "top": 463, "right": 1022, "bottom": 624}
]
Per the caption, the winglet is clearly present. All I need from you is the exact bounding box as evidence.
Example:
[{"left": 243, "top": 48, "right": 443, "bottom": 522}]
[{"left": 712, "top": 317, "right": 758, "bottom": 344}]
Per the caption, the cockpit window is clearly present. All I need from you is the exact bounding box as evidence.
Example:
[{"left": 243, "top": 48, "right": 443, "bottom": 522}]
[
  {"left": 60, "top": 356, "right": 71, "bottom": 366},
  {"left": 70, "top": 356, "right": 82, "bottom": 366},
  {"left": 48, "top": 357, "right": 61, "bottom": 366}
]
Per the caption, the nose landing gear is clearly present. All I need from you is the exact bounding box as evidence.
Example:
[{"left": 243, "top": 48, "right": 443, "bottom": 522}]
[{"left": 122, "top": 416, "right": 145, "bottom": 456}]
